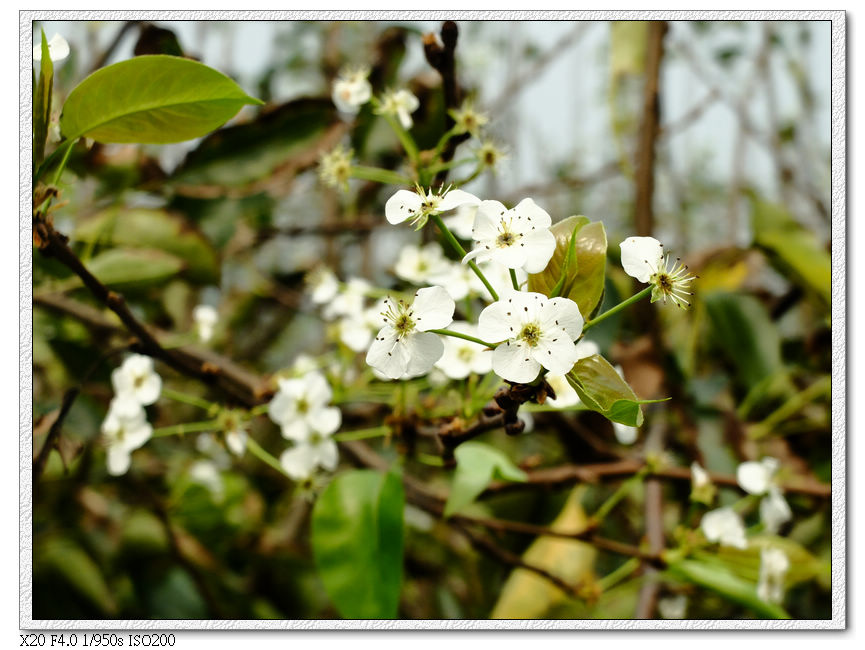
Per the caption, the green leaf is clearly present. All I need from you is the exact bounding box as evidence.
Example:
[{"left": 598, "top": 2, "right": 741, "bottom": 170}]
[
  {"left": 311, "top": 468, "right": 405, "bottom": 619},
  {"left": 715, "top": 536, "right": 830, "bottom": 588},
  {"left": 527, "top": 216, "right": 607, "bottom": 318},
  {"left": 75, "top": 207, "right": 219, "bottom": 283},
  {"left": 83, "top": 248, "right": 184, "bottom": 288},
  {"left": 34, "top": 31, "right": 54, "bottom": 165},
  {"left": 750, "top": 198, "right": 830, "bottom": 306},
  {"left": 667, "top": 557, "right": 791, "bottom": 619},
  {"left": 60, "top": 55, "right": 263, "bottom": 143},
  {"left": 567, "top": 353, "right": 646, "bottom": 426},
  {"left": 704, "top": 291, "right": 784, "bottom": 391},
  {"left": 38, "top": 538, "right": 117, "bottom": 615},
  {"left": 610, "top": 21, "right": 649, "bottom": 79},
  {"left": 444, "top": 441, "right": 527, "bottom": 517}
]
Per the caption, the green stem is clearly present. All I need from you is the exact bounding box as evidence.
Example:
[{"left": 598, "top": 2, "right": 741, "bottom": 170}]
[
  {"left": 51, "top": 138, "right": 77, "bottom": 186},
  {"left": 583, "top": 286, "right": 653, "bottom": 331},
  {"left": 249, "top": 404, "right": 270, "bottom": 417},
  {"left": 427, "top": 157, "right": 475, "bottom": 176},
  {"left": 246, "top": 437, "right": 288, "bottom": 477},
  {"left": 429, "top": 328, "right": 498, "bottom": 349},
  {"left": 162, "top": 388, "right": 216, "bottom": 412},
  {"left": 429, "top": 213, "right": 499, "bottom": 302},
  {"left": 382, "top": 113, "right": 419, "bottom": 164},
  {"left": 597, "top": 557, "right": 642, "bottom": 592},
  {"left": 452, "top": 165, "right": 484, "bottom": 187},
  {"left": 591, "top": 468, "right": 649, "bottom": 523},
  {"left": 151, "top": 419, "right": 220, "bottom": 438},
  {"left": 350, "top": 165, "right": 412, "bottom": 186},
  {"left": 434, "top": 126, "right": 460, "bottom": 157},
  {"left": 509, "top": 268, "right": 521, "bottom": 291},
  {"left": 749, "top": 376, "right": 831, "bottom": 440},
  {"left": 416, "top": 452, "right": 445, "bottom": 467},
  {"left": 334, "top": 426, "right": 391, "bottom": 441}
]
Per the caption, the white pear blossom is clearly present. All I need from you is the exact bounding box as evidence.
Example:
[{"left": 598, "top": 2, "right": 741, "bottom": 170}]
[
  {"left": 111, "top": 354, "right": 162, "bottom": 406},
  {"left": 701, "top": 506, "right": 748, "bottom": 549},
  {"left": 477, "top": 291, "right": 584, "bottom": 384},
  {"left": 619, "top": 236, "right": 696, "bottom": 309},
  {"left": 280, "top": 422, "right": 339, "bottom": 481},
  {"left": 443, "top": 203, "right": 478, "bottom": 240},
  {"left": 434, "top": 322, "right": 492, "bottom": 379},
  {"left": 331, "top": 65, "right": 372, "bottom": 115},
  {"left": 545, "top": 339, "right": 599, "bottom": 408},
  {"left": 737, "top": 457, "right": 792, "bottom": 534},
  {"left": 430, "top": 261, "right": 476, "bottom": 301},
  {"left": 306, "top": 266, "right": 340, "bottom": 304},
  {"left": 101, "top": 395, "right": 152, "bottom": 476},
  {"left": 462, "top": 198, "right": 556, "bottom": 274},
  {"left": 449, "top": 100, "right": 489, "bottom": 137},
  {"left": 377, "top": 88, "right": 420, "bottom": 129},
  {"left": 757, "top": 547, "right": 790, "bottom": 604},
  {"left": 225, "top": 429, "right": 248, "bottom": 456},
  {"left": 394, "top": 243, "right": 450, "bottom": 285},
  {"left": 385, "top": 186, "right": 480, "bottom": 229},
  {"left": 318, "top": 144, "right": 353, "bottom": 190},
  {"left": 192, "top": 304, "right": 218, "bottom": 343},
  {"left": 366, "top": 286, "right": 455, "bottom": 380},
  {"left": 268, "top": 370, "right": 342, "bottom": 442},
  {"left": 34, "top": 33, "right": 70, "bottom": 62},
  {"left": 322, "top": 277, "right": 371, "bottom": 321}
]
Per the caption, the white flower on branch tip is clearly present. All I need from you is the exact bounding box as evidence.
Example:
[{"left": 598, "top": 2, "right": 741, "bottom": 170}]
[
  {"left": 737, "top": 457, "right": 792, "bottom": 534},
  {"left": 434, "top": 322, "right": 492, "bottom": 379},
  {"left": 318, "top": 144, "right": 353, "bottom": 190},
  {"left": 462, "top": 198, "right": 556, "bottom": 274},
  {"left": 377, "top": 88, "right": 420, "bottom": 129},
  {"left": 280, "top": 424, "right": 339, "bottom": 481},
  {"left": 700, "top": 506, "right": 748, "bottom": 549},
  {"left": 757, "top": 547, "right": 790, "bottom": 605},
  {"left": 111, "top": 354, "right": 162, "bottom": 406},
  {"left": 34, "top": 33, "right": 70, "bottom": 62},
  {"left": 306, "top": 265, "right": 340, "bottom": 305},
  {"left": 385, "top": 186, "right": 480, "bottom": 229},
  {"left": 101, "top": 395, "right": 152, "bottom": 476},
  {"left": 545, "top": 339, "right": 599, "bottom": 408},
  {"left": 619, "top": 236, "right": 696, "bottom": 309},
  {"left": 477, "top": 290, "right": 584, "bottom": 384},
  {"left": 322, "top": 277, "right": 371, "bottom": 321},
  {"left": 268, "top": 370, "right": 341, "bottom": 442},
  {"left": 331, "top": 65, "right": 372, "bottom": 115},
  {"left": 192, "top": 304, "right": 218, "bottom": 343},
  {"left": 394, "top": 243, "right": 450, "bottom": 285},
  {"left": 366, "top": 286, "right": 455, "bottom": 380}
]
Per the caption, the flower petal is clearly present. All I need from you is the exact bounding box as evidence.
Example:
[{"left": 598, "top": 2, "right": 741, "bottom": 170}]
[
  {"left": 412, "top": 286, "right": 455, "bottom": 331},
  {"left": 737, "top": 460, "right": 772, "bottom": 495},
  {"left": 313, "top": 439, "right": 339, "bottom": 471},
  {"left": 511, "top": 197, "right": 552, "bottom": 229},
  {"left": 519, "top": 228, "right": 557, "bottom": 273},
  {"left": 477, "top": 299, "right": 518, "bottom": 342},
  {"left": 404, "top": 332, "right": 445, "bottom": 377},
  {"left": 308, "top": 406, "right": 342, "bottom": 437},
  {"left": 280, "top": 444, "right": 316, "bottom": 481},
  {"left": 106, "top": 447, "right": 132, "bottom": 476},
  {"left": 533, "top": 335, "right": 579, "bottom": 375},
  {"left": 366, "top": 327, "right": 411, "bottom": 379},
  {"left": 437, "top": 189, "right": 480, "bottom": 213},
  {"left": 492, "top": 340, "right": 541, "bottom": 384},
  {"left": 620, "top": 236, "right": 663, "bottom": 283},
  {"left": 540, "top": 297, "right": 584, "bottom": 339},
  {"left": 385, "top": 190, "right": 423, "bottom": 225}
]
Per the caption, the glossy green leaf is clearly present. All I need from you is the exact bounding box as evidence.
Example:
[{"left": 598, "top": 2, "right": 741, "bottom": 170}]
[
  {"left": 34, "top": 31, "right": 53, "bottom": 165},
  {"left": 311, "top": 468, "right": 405, "bottom": 619},
  {"left": 60, "top": 55, "right": 263, "bottom": 143},
  {"left": 567, "top": 353, "right": 647, "bottom": 426},
  {"left": 704, "top": 291, "right": 783, "bottom": 391},
  {"left": 83, "top": 248, "right": 184, "bottom": 288},
  {"left": 444, "top": 441, "right": 527, "bottom": 517},
  {"left": 667, "top": 557, "right": 790, "bottom": 619},
  {"left": 75, "top": 208, "right": 219, "bottom": 282},
  {"left": 527, "top": 216, "right": 607, "bottom": 318},
  {"left": 750, "top": 199, "right": 831, "bottom": 306},
  {"left": 38, "top": 538, "right": 117, "bottom": 615}
]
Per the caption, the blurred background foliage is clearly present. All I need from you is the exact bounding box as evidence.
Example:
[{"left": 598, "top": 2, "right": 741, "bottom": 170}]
[{"left": 31, "top": 19, "right": 832, "bottom": 620}]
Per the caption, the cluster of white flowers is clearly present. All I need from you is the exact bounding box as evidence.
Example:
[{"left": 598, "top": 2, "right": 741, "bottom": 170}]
[
  {"left": 268, "top": 370, "right": 341, "bottom": 481},
  {"left": 736, "top": 456, "right": 792, "bottom": 534},
  {"left": 100, "top": 354, "right": 162, "bottom": 476}
]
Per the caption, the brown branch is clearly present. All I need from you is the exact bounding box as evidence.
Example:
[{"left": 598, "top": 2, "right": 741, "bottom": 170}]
[
  {"left": 32, "top": 387, "right": 79, "bottom": 483},
  {"left": 89, "top": 21, "right": 141, "bottom": 73}
]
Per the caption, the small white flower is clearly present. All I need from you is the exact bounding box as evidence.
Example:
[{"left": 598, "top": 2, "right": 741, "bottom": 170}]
[
  {"left": 225, "top": 429, "right": 248, "bottom": 456},
  {"left": 658, "top": 595, "right": 688, "bottom": 620},
  {"left": 394, "top": 243, "right": 450, "bottom": 285},
  {"left": 462, "top": 198, "right": 556, "bottom": 274},
  {"left": 280, "top": 423, "right": 339, "bottom": 481},
  {"left": 619, "top": 236, "right": 696, "bottom": 309},
  {"left": 318, "top": 144, "right": 353, "bottom": 190},
  {"left": 737, "top": 457, "right": 791, "bottom": 534},
  {"left": 449, "top": 100, "right": 489, "bottom": 137},
  {"left": 322, "top": 277, "right": 371, "bottom": 321},
  {"left": 701, "top": 506, "right": 748, "bottom": 549},
  {"left": 757, "top": 547, "right": 790, "bottom": 604},
  {"left": 268, "top": 371, "right": 342, "bottom": 442},
  {"left": 33, "top": 33, "right": 70, "bottom": 62},
  {"left": 101, "top": 396, "right": 152, "bottom": 476},
  {"left": 331, "top": 65, "right": 372, "bottom": 115},
  {"left": 192, "top": 304, "right": 218, "bottom": 343},
  {"left": 613, "top": 422, "right": 639, "bottom": 445},
  {"left": 545, "top": 339, "right": 599, "bottom": 408},
  {"left": 333, "top": 315, "right": 374, "bottom": 353},
  {"left": 477, "top": 291, "right": 584, "bottom": 384},
  {"left": 385, "top": 186, "right": 480, "bottom": 229},
  {"left": 366, "top": 286, "right": 455, "bottom": 379},
  {"left": 443, "top": 203, "right": 478, "bottom": 240},
  {"left": 692, "top": 461, "right": 711, "bottom": 489},
  {"left": 189, "top": 460, "right": 224, "bottom": 501},
  {"left": 307, "top": 266, "right": 340, "bottom": 304},
  {"left": 111, "top": 354, "right": 162, "bottom": 406},
  {"left": 377, "top": 88, "right": 420, "bottom": 129},
  {"left": 434, "top": 322, "right": 492, "bottom": 379}
]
